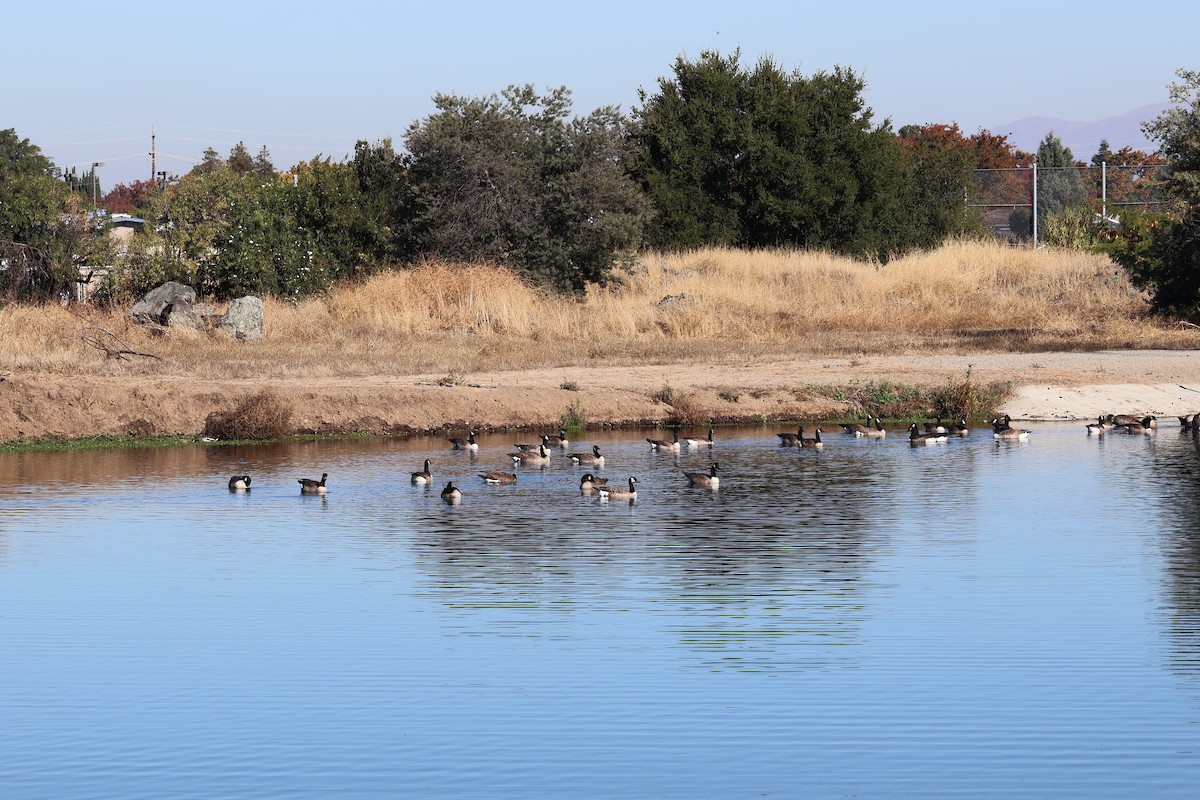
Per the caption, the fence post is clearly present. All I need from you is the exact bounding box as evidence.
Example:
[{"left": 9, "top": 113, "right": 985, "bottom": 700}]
[
  {"left": 1032, "top": 162, "right": 1038, "bottom": 245},
  {"left": 1102, "top": 161, "right": 1107, "bottom": 219}
]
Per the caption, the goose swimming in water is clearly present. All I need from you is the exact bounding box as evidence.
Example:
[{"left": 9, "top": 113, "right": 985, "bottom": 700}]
[{"left": 298, "top": 473, "right": 329, "bottom": 494}]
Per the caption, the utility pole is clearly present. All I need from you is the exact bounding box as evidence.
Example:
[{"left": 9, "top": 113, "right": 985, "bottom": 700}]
[
  {"left": 150, "top": 125, "right": 156, "bottom": 183},
  {"left": 91, "top": 161, "right": 104, "bottom": 205}
]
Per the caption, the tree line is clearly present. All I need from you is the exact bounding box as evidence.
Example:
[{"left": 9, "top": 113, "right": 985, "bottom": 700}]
[{"left": 2, "top": 52, "right": 1196, "bottom": 313}]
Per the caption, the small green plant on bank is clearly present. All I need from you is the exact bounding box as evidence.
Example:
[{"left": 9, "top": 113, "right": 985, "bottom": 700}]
[{"left": 560, "top": 400, "right": 588, "bottom": 430}]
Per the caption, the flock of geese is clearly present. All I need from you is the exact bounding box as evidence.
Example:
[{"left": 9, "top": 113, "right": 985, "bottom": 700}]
[{"left": 224, "top": 411, "right": 1174, "bottom": 503}]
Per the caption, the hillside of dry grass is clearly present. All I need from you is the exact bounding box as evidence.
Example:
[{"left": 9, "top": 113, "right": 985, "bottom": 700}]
[{"left": 0, "top": 240, "right": 1189, "bottom": 382}]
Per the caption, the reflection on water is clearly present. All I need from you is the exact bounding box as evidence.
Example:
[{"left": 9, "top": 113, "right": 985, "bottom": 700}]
[{"left": 2, "top": 425, "right": 1200, "bottom": 798}]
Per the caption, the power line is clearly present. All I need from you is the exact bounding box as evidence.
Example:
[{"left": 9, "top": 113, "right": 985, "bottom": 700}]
[
  {"left": 42, "top": 135, "right": 148, "bottom": 147},
  {"left": 39, "top": 123, "right": 144, "bottom": 135},
  {"left": 158, "top": 123, "right": 360, "bottom": 139},
  {"left": 57, "top": 152, "right": 147, "bottom": 168}
]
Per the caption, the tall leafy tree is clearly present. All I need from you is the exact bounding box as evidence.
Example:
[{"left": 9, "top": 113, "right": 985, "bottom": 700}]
[
  {"left": 1035, "top": 133, "right": 1086, "bottom": 235},
  {"left": 631, "top": 51, "right": 907, "bottom": 257},
  {"left": 405, "top": 84, "right": 650, "bottom": 292},
  {"left": 0, "top": 128, "right": 107, "bottom": 300},
  {"left": 253, "top": 145, "right": 275, "bottom": 177},
  {"left": 102, "top": 180, "right": 159, "bottom": 214},
  {"left": 897, "top": 123, "right": 982, "bottom": 248},
  {"left": 352, "top": 138, "right": 414, "bottom": 261},
  {"left": 228, "top": 141, "right": 255, "bottom": 173},
  {"left": 1110, "top": 69, "right": 1200, "bottom": 314}
]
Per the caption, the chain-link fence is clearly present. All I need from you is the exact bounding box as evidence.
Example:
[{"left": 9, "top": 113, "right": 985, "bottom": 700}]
[{"left": 971, "top": 164, "right": 1168, "bottom": 244}]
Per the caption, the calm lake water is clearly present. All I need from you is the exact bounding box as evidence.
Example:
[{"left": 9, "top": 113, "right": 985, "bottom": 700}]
[{"left": 2, "top": 423, "right": 1200, "bottom": 798}]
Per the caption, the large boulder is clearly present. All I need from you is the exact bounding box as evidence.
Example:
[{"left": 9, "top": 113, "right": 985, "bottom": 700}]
[
  {"left": 218, "top": 296, "right": 264, "bottom": 341},
  {"left": 128, "top": 282, "right": 196, "bottom": 325},
  {"left": 165, "top": 299, "right": 208, "bottom": 333}
]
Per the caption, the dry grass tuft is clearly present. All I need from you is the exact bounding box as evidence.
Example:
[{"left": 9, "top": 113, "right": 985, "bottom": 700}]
[
  {"left": 0, "top": 243, "right": 1192, "bottom": 380},
  {"left": 204, "top": 389, "right": 294, "bottom": 440}
]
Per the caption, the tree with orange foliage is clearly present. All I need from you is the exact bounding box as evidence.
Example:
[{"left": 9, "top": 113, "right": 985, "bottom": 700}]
[{"left": 101, "top": 180, "right": 159, "bottom": 215}]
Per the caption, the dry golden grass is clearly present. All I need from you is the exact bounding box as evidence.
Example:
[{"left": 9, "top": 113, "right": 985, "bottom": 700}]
[
  {"left": 203, "top": 388, "right": 295, "bottom": 440},
  {"left": 1, "top": 242, "right": 1191, "bottom": 379}
]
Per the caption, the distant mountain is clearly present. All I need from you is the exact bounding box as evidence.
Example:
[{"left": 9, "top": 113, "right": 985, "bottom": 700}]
[{"left": 988, "top": 103, "right": 1169, "bottom": 160}]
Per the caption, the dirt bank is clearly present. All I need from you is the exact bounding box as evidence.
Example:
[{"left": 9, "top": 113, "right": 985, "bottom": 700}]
[{"left": 3, "top": 349, "right": 1199, "bottom": 442}]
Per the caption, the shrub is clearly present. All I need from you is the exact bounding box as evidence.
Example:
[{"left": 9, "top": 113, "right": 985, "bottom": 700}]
[{"left": 204, "top": 389, "right": 294, "bottom": 440}]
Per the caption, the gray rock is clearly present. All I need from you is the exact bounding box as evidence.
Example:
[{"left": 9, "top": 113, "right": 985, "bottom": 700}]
[
  {"left": 128, "top": 281, "right": 196, "bottom": 325},
  {"left": 218, "top": 296, "right": 264, "bottom": 341},
  {"left": 165, "top": 299, "right": 207, "bottom": 333}
]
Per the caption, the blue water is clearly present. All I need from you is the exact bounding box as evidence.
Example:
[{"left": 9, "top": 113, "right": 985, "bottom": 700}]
[{"left": 1, "top": 424, "right": 1199, "bottom": 798}]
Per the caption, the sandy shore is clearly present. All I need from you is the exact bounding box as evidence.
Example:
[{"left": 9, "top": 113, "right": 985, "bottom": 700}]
[{"left": 3, "top": 349, "right": 1199, "bottom": 441}]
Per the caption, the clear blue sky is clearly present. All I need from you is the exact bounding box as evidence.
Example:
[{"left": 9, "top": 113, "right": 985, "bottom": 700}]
[{"left": 7, "top": 0, "right": 1196, "bottom": 186}]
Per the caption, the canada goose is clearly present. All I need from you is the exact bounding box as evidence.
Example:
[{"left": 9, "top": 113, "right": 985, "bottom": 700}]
[
  {"left": 449, "top": 431, "right": 478, "bottom": 450},
  {"left": 799, "top": 427, "right": 824, "bottom": 449},
  {"left": 909, "top": 423, "right": 948, "bottom": 446},
  {"left": 684, "top": 462, "right": 719, "bottom": 488},
  {"left": 545, "top": 429, "right": 570, "bottom": 447},
  {"left": 946, "top": 418, "right": 970, "bottom": 437},
  {"left": 685, "top": 428, "right": 714, "bottom": 447},
  {"left": 298, "top": 473, "right": 328, "bottom": 494},
  {"left": 579, "top": 473, "right": 610, "bottom": 493},
  {"left": 923, "top": 417, "right": 949, "bottom": 434},
  {"left": 777, "top": 426, "right": 803, "bottom": 446},
  {"left": 569, "top": 445, "right": 605, "bottom": 466},
  {"left": 840, "top": 418, "right": 873, "bottom": 436},
  {"left": 479, "top": 471, "right": 517, "bottom": 485},
  {"left": 1178, "top": 414, "right": 1194, "bottom": 431},
  {"left": 1121, "top": 416, "right": 1156, "bottom": 435},
  {"left": 514, "top": 434, "right": 552, "bottom": 452},
  {"left": 1110, "top": 413, "right": 1142, "bottom": 427},
  {"left": 510, "top": 444, "right": 552, "bottom": 465},
  {"left": 1085, "top": 416, "right": 1108, "bottom": 435},
  {"left": 440, "top": 481, "right": 461, "bottom": 503},
  {"left": 411, "top": 459, "right": 432, "bottom": 485},
  {"left": 990, "top": 414, "right": 1015, "bottom": 431},
  {"left": 647, "top": 430, "right": 681, "bottom": 451},
  {"left": 992, "top": 421, "right": 1030, "bottom": 440},
  {"left": 858, "top": 416, "right": 887, "bottom": 438},
  {"left": 228, "top": 475, "right": 251, "bottom": 491},
  {"left": 597, "top": 476, "right": 638, "bottom": 501}
]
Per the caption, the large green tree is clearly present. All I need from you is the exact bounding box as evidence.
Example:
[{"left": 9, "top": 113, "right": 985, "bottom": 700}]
[
  {"left": 631, "top": 51, "right": 908, "bottom": 257},
  {"left": 0, "top": 128, "right": 107, "bottom": 300},
  {"left": 404, "top": 84, "right": 651, "bottom": 293},
  {"left": 897, "top": 123, "right": 984, "bottom": 248},
  {"left": 1110, "top": 69, "right": 1200, "bottom": 314},
  {"left": 1035, "top": 133, "right": 1086, "bottom": 237}
]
